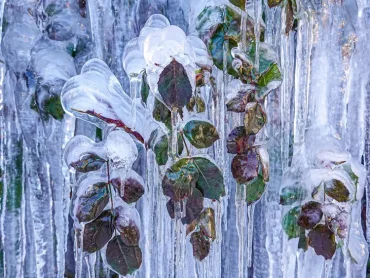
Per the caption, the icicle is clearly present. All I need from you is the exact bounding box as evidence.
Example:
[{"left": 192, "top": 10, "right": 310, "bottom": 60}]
[
  {"left": 247, "top": 204, "right": 255, "bottom": 268},
  {"left": 235, "top": 184, "right": 247, "bottom": 278}
]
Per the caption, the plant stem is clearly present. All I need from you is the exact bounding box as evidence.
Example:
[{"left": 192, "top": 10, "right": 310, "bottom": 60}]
[
  {"left": 106, "top": 160, "right": 115, "bottom": 217},
  {"left": 179, "top": 131, "right": 190, "bottom": 157}
]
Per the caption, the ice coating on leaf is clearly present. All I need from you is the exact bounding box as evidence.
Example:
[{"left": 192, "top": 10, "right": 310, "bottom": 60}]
[
  {"left": 187, "top": 35, "right": 213, "bottom": 68},
  {"left": 61, "top": 59, "right": 155, "bottom": 141},
  {"left": 105, "top": 130, "right": 138, "bottom": 170},
  {"left": 72, "top": 171, "right": 109, "bottom": 223},
  {"left": 2, "top": 21, "right": 41, "bottom": 72},
  {"left": 122, "top": 38, "right": 146, "bottom": 76},
  {"left": 315, "top": 150, "right": 351, "bottom": 167},
  {"left": 31, "top": 40, "right": 77, "bottom": 85},
  {"left": 111, "top": 169, "right": 145, "bottom": 203},
  {"left": 138, "top": 14, "right": 170, "bottom": 51},
  {"left": 46, "top": 9, "right": 83, "bottom": 41},
  {"left": 64, "top": 135, "right": 106, "bottom": 169},
  {"left": 114, "top": 203, "right": 141, "bottom": 246},
  {"left": 305, "top": 169, "right": 355, "bottom": 202},
  {"left": 257, "top": 147, "right": 269, "bottom": 182}
]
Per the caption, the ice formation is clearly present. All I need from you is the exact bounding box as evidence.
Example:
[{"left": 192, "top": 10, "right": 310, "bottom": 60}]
[{"left": 0, "top": 0, "right": 369, "bottom": 277}]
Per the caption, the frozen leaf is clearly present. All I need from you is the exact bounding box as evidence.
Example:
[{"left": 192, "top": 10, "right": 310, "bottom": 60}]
[
  {"left": 111, "top": 176, "right": 145, "bottom": 204},
  {"left": 114, "top": 206, "right": 141, "bottom": 246},
  {"left": 183, "top": 120, "right": 219, "bottom": 149},
  {"left": 166, "top": 188, "right": 204, "bottom": 224},
  {"left": 195, "top": 96, "right": 206, "bottom": 113},
  {"left": 153, "top": 98, "right": 172, "bottom": 131},
  {"left": 282, "top": 206, "right": 301, "bottom": 239},
  {"left": 162, "top": 159, "right": 199, "bottom": 201},
  {"left": 229, "top": 0, "right": 246, "bottom": 9},
  {"left": 83, "top": 210, "right": 113, "bottom": 253},
  {"left": 280, "top": 186, "right": 306, "bottom": 205},
  {"left": 298, "top": 227, "right": 308, "bottom": 251},
  {"left": 106, "top": 235, "right": 142, "bottom": 276},
  {"left": 70, "top": 153, "right": 106, "bottom": 173},
  {"left": 285, "top": 0, "right": 295, "bottom": 35},
  {"left": 187, "top": 97, "right": 196, "bottom": 112},
  {"left": 325, "top": 179, "right": 350, "bottom": 202},
  {"left": 196, "top": 6, "right": 257, "bottom": 77},
  {"left": 157, "top": 60, "right": 192, "bottom": 109},
  {"left": 199, "top": 208, "right": 216, "bottom": 241},
  {"left": 268, "top": 0, "right": 283, "bottom": 7},
  {"left": 190, "top": 231, "right": 210, "bottom": 261},
  {"left": 193, "top": 157, "right": 225, "bottom": 201},
  {"left": 75, "top": 182, "right": 109, "bottom": 223},
  {"left": 226, "top": 90, "right": 254, "bottom": 112},
  {"left": 227, "top": 126, "right": 256, "bottom": 154},
  {"left": 257, "top": 63, "right": 282, "bottom": 88},
  {"left": 43, "top": 95, "right": 65, "bottom": 120},
  {"left": 308, "top": 224, "right": 336, "bottom": 260},
  {"left": 154, "top": 135, "right": 169, "bottom": 166},
  {"left": 141, "top": 71, "right": 150, "bottom": 104},
  {"left": 257, "top": 147, "right": 269, "bottom": 182},
  {"left": 246, "top": 175, "right": 266, "bottom": 205},
  {"left": 231, "top": 151, "right": 259, "bottom": 184},
  {"left": 326, "top": 211, "right": 349, "bottom": 239},
  {"left": 297, "top": 201, "right": 323, "bottom": 230},
  {"left": 244, "top": 102, "right": 267, "bottom": 135}
]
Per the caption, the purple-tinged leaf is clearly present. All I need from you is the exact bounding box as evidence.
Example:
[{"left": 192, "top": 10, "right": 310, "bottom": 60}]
[
  {"left": 70, "top": 153, "right": 106, "bottom": 173},
  {"left": 308, "top": 224, "right": 336, "bottom": 260},
  {"left": 231, "top": 151, "right": 259, "bottom": 184},
  {"left": 227, "top": 126, "right": 256, "bottom": 154},
  {"left": 106, "top": 235, "right": 142, "bottom": 276},
  {"left": 157, "top": 60, "right": 192, "bottom": 109},
  {"left": 190, "top": 231, "right": 210, "bottom": 261},
  {"left": 111, "top": 177, "right": 144, "bottom": 204},
  {"left": 75, "top": 182, "right": 109, "bottom": 223},
  {"left": 83, "top": 210, "right": 113, "bottom": 253},
  {"left": 166, "top": 188, "right": 204, "bottom": 224},
  {"left": 162, "top": 159, "right": 199, "bottom": 201},
  {"left": 297, "top": 201, "right": 323, "bottom": 230}
]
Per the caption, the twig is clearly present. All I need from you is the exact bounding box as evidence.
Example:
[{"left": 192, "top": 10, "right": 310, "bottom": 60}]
[{"left": 179, "top": 131, "right": 190, "bottom": 157}]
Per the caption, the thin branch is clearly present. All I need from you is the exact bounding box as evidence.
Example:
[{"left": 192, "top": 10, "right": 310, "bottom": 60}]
[{"left": 180, "top": 131, "right": 190, "bottom": 157}]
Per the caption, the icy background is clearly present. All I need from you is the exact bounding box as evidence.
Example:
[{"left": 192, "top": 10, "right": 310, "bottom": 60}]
[{"left": 0, "top": 0, "right": 369, "bottom": 277}]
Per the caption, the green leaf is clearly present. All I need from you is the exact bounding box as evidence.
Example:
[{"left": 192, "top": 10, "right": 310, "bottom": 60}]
[
  {"left": 298, "top": 227, "right": 308, "bottom": 251},
  {"left": 280, "top": 186, "right": 306, "bottom": 205},
  {"left": 208, "top": 25, "right": 238, "bottom": 77},
  {"left": 229, "top": 0, "right": 246, "bottom": 9},
  {"left": 69, "top": 153, "right": 106, "bottom": 173},
  {"left": 190, "top": 231, "right": 210, "bottom": 261},
  {"left": 268, "top": 0, "right": 283, "bottom": 7},
  {"left": 231, "top": 151, "right": 259, "bottom": 184},
  {"left": 43, "top": 95, "right": 65, "bottom": 120},
  {"left": 162, "top": 159, "right": 199, "bottom": 201},
  {"left": 297, "top": 201, "right": 323, "bottom": 230},
  {"left": 246, "top": 175, "right": 266, "bottom": 205},
  {"left": 166, "top": 188, "right": 204, "bottom": 224},
  {"left": 111, "top": 177, "right": 144, "bottom": 204},
  {"left": 157, "top": 60, "right": 192, "bottom": 109},
  {"left": 308, "top": 224, "right": 336, "bottom": 260},
  {"left": 196, "top": 6, "right": 256, "bottom": 77},
  {"left": 83, "top": 210, "right": 113, "bottom": 253},
  {"left": 153, "top": 98, "right": 172, "bottom": 131},
  {"left": 282, "top": 206, "right": 301, "bottom": 239},
  {"left": 244, "top": 102, "right": 267, "bottom": 135},
  {"left": 193, "top": 157, "right": 225, "bottom": 201},
  {"left": 227, "top": 126, "right": 256, "bottom": 154},
  {"left": 106, "top": 235, "right": 142, "bottom": 276},
  {"left": 257, "top": 63, "right": 282, "bottom": 88},
  {"left": 196, "top": 96, "right": 206, "bottom": 113},
  {"left": 141, "top": 71, "right": 150, "bottom": 104},
  {"left": 325, "top": 179, "right": 350, "bottom": 202},
  {"left": 154, "top": 135, "right": 169, "bottom": 166},
  {"left": 183, "top": 120, "right": 219, "bottom": 149},
  {"left": 75, "top": 182, "right": 109, "bottom": 222}
]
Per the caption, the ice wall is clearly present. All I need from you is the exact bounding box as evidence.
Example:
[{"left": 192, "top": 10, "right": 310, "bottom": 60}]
[{"left": 0, "top": 0, "right": 369, "bottom": 277}]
